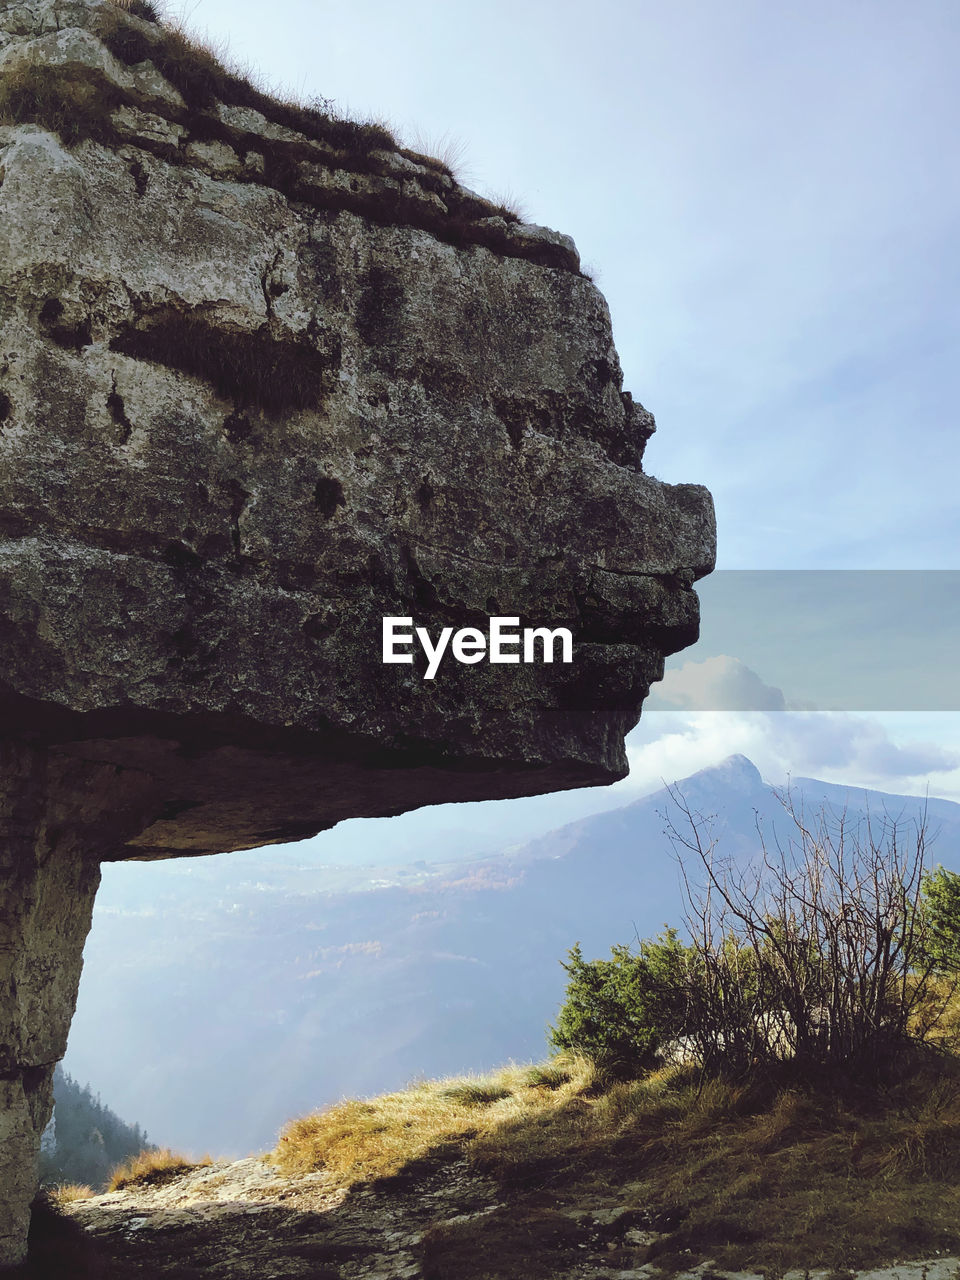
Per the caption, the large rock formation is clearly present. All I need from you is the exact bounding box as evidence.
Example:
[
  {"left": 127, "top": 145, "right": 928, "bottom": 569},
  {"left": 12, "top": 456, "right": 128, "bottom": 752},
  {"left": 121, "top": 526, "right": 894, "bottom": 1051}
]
[{"left": 0, "top": 0, "right": 715, "bottom": 1263}]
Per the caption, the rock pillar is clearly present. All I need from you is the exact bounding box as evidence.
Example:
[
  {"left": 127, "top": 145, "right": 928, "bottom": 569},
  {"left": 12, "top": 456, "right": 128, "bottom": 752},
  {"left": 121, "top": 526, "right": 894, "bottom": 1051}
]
[{"left": 0, "top": 743, "right": 159, "bottom": 1267}]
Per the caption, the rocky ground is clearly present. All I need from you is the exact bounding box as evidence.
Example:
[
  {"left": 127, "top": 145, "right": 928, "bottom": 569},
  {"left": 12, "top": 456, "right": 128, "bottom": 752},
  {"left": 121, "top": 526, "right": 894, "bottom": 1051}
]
[
  {"left": 62, "top": 1155, "right": 960, "bottom": 1280},
  {"left": 66, "top": 1153, "right": 489, "bottom": 1280}
]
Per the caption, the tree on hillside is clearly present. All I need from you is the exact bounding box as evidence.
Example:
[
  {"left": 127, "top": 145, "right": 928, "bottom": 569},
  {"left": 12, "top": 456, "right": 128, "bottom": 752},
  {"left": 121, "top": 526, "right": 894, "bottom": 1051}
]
[
  {"left": 549, "top": 931, "right": 693, "bottom": 1075},
  {"left": 38, "top": 1066, "right": 153, "bottom": 1190},
  {"left": 921, "top": 864, "right": 960, "bottom": 973}
]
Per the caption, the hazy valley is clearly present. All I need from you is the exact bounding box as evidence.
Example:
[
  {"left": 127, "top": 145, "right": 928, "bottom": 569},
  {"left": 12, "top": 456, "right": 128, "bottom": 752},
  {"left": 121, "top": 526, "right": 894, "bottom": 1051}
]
[{"left": 63, "top": 755, "right": 960, "bottom": 1157}]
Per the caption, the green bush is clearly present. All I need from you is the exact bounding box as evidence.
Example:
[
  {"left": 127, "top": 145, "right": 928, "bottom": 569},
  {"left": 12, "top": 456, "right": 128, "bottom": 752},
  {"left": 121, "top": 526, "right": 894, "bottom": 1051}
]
[
  {"left": 921, "top": 865, "right": 960, "bottom": 974},
  {"left": 549, "top": 930, "right": 694, "bottom": 1075}
]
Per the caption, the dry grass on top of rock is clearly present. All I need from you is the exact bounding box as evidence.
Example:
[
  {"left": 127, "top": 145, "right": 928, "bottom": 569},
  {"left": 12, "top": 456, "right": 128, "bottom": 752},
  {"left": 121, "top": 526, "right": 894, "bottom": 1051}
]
[
  {"left": 0, "top": 2, "right": 403, "bottom": 168},
  {"left": 107, "top": 1147, "right": 211, "bottom": 1192},
  {"left": 110, "top": 0, "right": 162, "bottom": 22},
  {"left": 0, "top": 61, "right": 122, "bottom": 143},
  {"left": 0, "top": 4, "right": 542, "bottom": 269},
  {"left": 276, "top": 1049, "right": 960, "bottom": 1279},
  {"left": 47, "top": 1184, "right": 95, "bottom": 1206},
  {"left": 274, "top": 1055, "right": 596, "bottom": 1187},
  {"left": 96, "top": 5, "right": 401, "bottom": 162}
]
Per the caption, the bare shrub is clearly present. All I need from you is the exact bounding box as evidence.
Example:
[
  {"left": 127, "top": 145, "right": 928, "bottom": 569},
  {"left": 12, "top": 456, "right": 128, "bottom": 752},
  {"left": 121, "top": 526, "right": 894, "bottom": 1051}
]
[{"left": 666, "top": 785, "right": 955, "bottom": 1079}]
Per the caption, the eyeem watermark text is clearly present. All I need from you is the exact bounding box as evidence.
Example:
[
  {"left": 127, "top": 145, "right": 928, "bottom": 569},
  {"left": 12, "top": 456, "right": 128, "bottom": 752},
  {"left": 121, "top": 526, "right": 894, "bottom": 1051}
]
[{"left": 383, "top": 617, "right": 573, "bottom": 680}]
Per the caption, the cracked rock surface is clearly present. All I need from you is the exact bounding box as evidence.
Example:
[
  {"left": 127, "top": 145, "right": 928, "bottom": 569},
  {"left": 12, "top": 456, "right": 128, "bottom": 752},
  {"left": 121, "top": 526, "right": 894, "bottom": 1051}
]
[
  {"left": 0, "top": 0, "right": 714, "bottom": 1264},
  {"left": 0, "top": 0, "right": 714, "bottom": 856},
  {"left": 65, "top": 1156, "right": 960, "bottom": 1280}
]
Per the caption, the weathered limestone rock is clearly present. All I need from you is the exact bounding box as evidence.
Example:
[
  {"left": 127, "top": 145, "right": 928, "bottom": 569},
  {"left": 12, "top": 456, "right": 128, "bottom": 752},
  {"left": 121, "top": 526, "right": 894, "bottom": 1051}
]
[
  {"left": 0, "top": 742, "right": 164, "bottom": 1264},
  {"left": 63, "top": 1156, "right": 960, "bottom": 1280},
  {"left": 0, "top": 0, "right": 715, "bottom": 1263}
]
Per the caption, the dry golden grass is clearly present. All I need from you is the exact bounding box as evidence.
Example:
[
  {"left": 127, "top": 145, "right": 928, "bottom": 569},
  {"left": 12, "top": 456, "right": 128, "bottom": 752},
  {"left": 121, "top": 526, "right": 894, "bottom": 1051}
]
[
  {"left": 0, "top": 0, "right": 397, "bottom": 167},
  {"left": 274, "top": 1055, "right": 596, "bottom": 1185},
  {"left": 94, "top": 5, "right": 398, "bottom": 157},
  {"left": 484, "top": 189, "right": 529, "bottom": 223},
  {"left": 276, "top": 1051, "right": 960, "bottom": 1278},
  {"left": 48, "top": 1183, "right": 95, "bottom": 1205},
  {"left": 403, "top": 129, "right": 469, "bottom": 180},
  {"left": 0, "top": 0, "right": 540, "bottom": 267},
  {"left": 107, "top": 1147, "right": 211, "bottom": 1192},
  {"left": 474, "top": 1058, "right": 960, "bottom": 1276}
]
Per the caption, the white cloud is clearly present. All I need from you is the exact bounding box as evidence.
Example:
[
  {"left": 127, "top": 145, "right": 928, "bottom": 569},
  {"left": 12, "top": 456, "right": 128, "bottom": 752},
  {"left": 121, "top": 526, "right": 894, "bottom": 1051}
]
[
  {"left": 647, "top": 655, "right": 787, "bottom": 711},
  {"left": 617, "top": 658, "right": 960, "bottom": 803}
]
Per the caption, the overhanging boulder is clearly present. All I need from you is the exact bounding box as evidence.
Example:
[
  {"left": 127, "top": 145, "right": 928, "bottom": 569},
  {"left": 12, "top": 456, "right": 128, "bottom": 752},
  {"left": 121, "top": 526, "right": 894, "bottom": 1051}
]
[{"left": 0, "top": 0, "right": 714, "bottom": 1262}]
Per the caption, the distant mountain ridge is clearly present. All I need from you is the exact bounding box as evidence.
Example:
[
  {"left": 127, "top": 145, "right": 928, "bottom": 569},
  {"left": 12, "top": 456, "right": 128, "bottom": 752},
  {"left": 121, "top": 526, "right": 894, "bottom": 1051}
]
[{"left": 65, "top": 757, "right": 960, "bottom": 1156}]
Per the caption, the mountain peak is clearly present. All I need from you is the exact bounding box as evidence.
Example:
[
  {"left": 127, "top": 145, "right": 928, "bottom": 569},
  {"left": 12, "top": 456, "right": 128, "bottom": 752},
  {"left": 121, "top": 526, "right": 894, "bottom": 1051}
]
[
  {"left": 720, "top": 753, "right": 763, "bottom": 778},
  {"left": 680, "top": 754, "right": 764, "bottom": 791}
]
